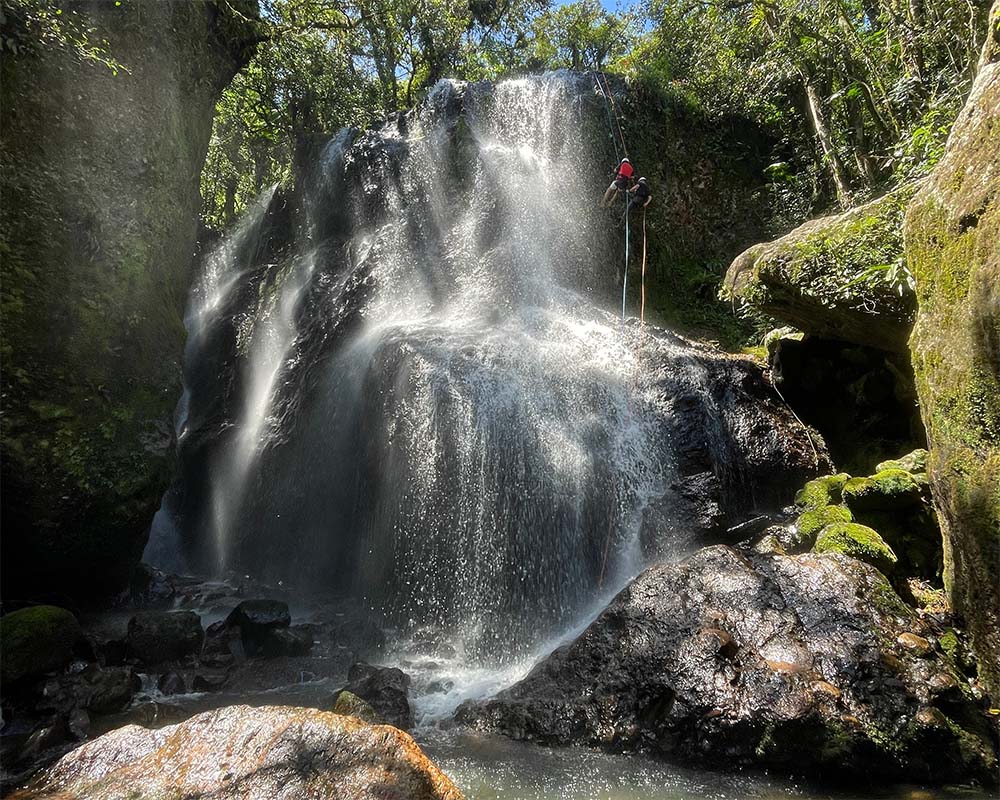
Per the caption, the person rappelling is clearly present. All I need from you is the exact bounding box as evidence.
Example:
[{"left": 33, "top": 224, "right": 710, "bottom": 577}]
[
  {"left": 600, "top": 157, "right": 634, "bottom": 207},
  {"left": 626, "top": 176, "right": 652, "bottom": 213}
]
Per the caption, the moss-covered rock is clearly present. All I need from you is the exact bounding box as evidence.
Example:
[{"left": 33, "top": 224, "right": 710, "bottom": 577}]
[
  {"left": 0, "top": 605, "right": 82, "bottom": 685},
  {"left": 903, "top": 0, "right": 1000, "bottom": 698},
  {"left": 794, "top": 504, "right": 853, "bottom": 548},
  {"left": 721, "top": 182, "right": 920, "bottom": 352},
  {"left": 814, "top": 522, "right": 898, "bottom": 575},
  {"left": 795, "top": 473, "right": 850, "bottom": 510},
  {"left": 332, "top": 690, "right": 383, "bottom": 725},
  {"left": 0, "top": 2, "right": 259, "bottom": 602},
  {"left": 876, "top": 448, "right": 929, "bottom": 474},
  {"left": 842, "top": 469, "right": 925, "bottom": 512}
]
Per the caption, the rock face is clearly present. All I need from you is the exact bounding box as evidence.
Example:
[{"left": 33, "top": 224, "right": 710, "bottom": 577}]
[
  {"left": 458, "top": 546, "right": 996, "bottom": 784},
  {"left": 9, "top": 705, "right": 464, "bottom": 800},
  {"left": 904, "top": 0, "right": 1000, "bottom": 698},
  {"left": 0, "top": 606, "right": 83, "bottom": 686},
  {"left": 0, "top": 1, "right": 259, "bottom": 602},
  {"left": 342, "top": 663, "right": 414, "bottom": 730},
  {"left": 721, "top": 183, "right": 918, "bottom": 352}
]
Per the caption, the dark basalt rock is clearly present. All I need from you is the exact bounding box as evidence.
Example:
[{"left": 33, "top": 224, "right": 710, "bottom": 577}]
[
  {"left": 227, "top": 599, "right": 292, "bottom": 632},
  {"left": 457, "top": 545, "right": 997, "bottom": 785},
  {"left": 126, "top": 611, "right": 204, "bottom": 665},
  {"left": 341, "top": 663, "right": 413, "bottom": 730}
]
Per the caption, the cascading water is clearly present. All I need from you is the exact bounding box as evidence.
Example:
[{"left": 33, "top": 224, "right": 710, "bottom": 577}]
[{"left": 151, "top": 72, "right": 819, "bottom": 694}]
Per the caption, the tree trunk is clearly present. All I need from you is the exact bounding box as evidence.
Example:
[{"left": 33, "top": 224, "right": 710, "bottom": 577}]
[{"left": 802, "top": 73, "right": 852, "bottom": 205}]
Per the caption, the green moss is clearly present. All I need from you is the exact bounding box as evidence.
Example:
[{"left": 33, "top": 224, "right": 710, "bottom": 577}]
[
  {"left": 814, "top": 522, "right": 898, "bottom": 575},
  {"left": 842, "top": 469, "right": 923, "bottom": 512},
  {"left": 332, "top": 690, "right": 381, "bottom": 724},
  {"left": 0, "top": 605, "right": 82, "bottom": 684},
  {"left": 794, "top": 504, "right": 853, "bottom": 548},
  {"left": 795, "top": 473, "right": 851, "bottom": 510},
  {"left": 722, "top": 184, "right": 919, "bottom": 352},
  {"left": 875, "top": 448, "right": 929, "bottom": 474}
]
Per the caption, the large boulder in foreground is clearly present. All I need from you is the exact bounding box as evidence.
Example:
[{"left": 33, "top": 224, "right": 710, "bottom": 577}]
[
  {"left": 904, "top": 0, "right": 1000, "bottom": 699},
  {"left": 0, "top": 1, "right": 258, "bottom": 602},
  {"left": 721, "top": 183, "right": 918, "bottom": 352},
  {"left": 458, "top": 546, "right": 996, "bottom": 785},
  {"left": 10, "top": 705, "right": 463, "bottom": 800}
]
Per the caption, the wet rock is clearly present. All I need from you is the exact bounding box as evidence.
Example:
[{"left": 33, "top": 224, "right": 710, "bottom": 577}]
[
  {"left": 10, "top": 705, "right": 463, "bottom": 800},
  {"left": 332, "top": 690, "right": 382, "bottom": 724},
  {"left": 343, "top": 663, "right": 413, "bottom": 730},
  {"left": 227, "top": 599, "right": 291, "bottom": 631},
  {"left": 126, "top": 611, "right": 204, "bottom": 664},
  {"left": 157, "top": 672, "right": 186, "bottom": 695},
  {"left": 458, "top": 545, "right": 996, "bottom": 785},
  {"left": 260, "top": 625, "right": 313, "bottom": 658},
  {"left": 897, "top": 633, "right": 932, "bottom": 657},
  {"left": 18, "top": 718, "right": 68, "bottom": 763},
  {"left": 0, "top": 606, "right": 83, "bottom": 685},
  {"left": 191, "top": 673, "right": 228, "bottom": 693},
  {"left": 35, "top": 666, "right": 138, "bottom": 717},
  {"left": 227, "top": 599, "right": 292, "bottom": 657},
  {"left": 67, "top": 708, "right": 90, "bottom": 741}
]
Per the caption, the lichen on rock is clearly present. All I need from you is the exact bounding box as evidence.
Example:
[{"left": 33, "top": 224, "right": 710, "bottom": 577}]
[{"left": 904, "top": 0, "right": 1000, "bottom": 697}]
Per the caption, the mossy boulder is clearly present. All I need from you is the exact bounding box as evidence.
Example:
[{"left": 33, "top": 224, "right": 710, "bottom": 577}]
[
  {"left": 876, "top": 448, "right": 929, "bottom": 474},
  {"left": 793, "top": 504, "right": 853, "bottom": 549},
  {"left": 0, "top": 1, "right": 259, "bottom": 602},
  {"left": 0, "top": 605, "right": 82, "bottom": 685},
  {"left": 332, "top": 690, "right": 383, "bottom": 725},
  {"left": 814, "top": 522, "right": 898, "bottom": 575},
  {"left": 903, "top": 0, "right": 1000, "bottom": 697},
  {"left": 721, "top": 182, "right": 920, "bottom": 352},
  {"left": 795, "top": 473, "right": 850, "bottom": 510},
  {"left": 842, "top": 469, "right": 925, "bottom": 512}
]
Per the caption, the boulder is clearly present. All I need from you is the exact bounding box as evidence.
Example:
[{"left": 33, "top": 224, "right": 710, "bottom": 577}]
[
  {"left": 9, "top": 705, "right": 463, "bottom": 800},
  {"left": 813, "top": 522, "right": 897, "bottom": 575},
  {"left": 343, "top": 663, "right": 413, "bottom": 730},
  {"left": 795, "top": 473, "right": 850, "bottom": 510},
  {"left": 876, "top": 448, "right": 929, "bottom": 474},
  {"left": 904, "top": 0, "right": 1000, "bottom": 697},
  {"left": 0, "top": 1, "right": 260, "bottom": 604},
  {"left": 332, "top": 690, "right": 383, "bottom": 724},
  {"left": 157, "top": 672, "right": 185, "bottom": 696},
  {"left": 721, "top": 182, "right": 919, "bottom": 352},
  {"left": 126, "top": 611, "right": 204, "bottom": 664},
  {"left": 0, "top": 606, "right": 82, "bottom": 685},
  {"left": 792, "top": 504, "right": 852, "bottom": 549},
  {"left": 227, "top": 599, "right": 291, "bottom": 631},
  {"left": 842, "top": 469, "right": 925, "bottom": 512},
  {"left": 259, "top": 625, "right": 313, "bottom": 658},
  {"left": 458, "top": 546, "right": 995, "bottom": 785}
]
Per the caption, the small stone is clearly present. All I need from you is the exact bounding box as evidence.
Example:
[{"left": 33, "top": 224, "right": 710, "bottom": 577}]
[
  {"left": 68, "top": 708, "right": 90, "bottom": 741},
  {"left": 157, "top": 672, "right": 185, "bottom": 695},
  {"left": 897, "top": 632, "right": 932, "bottom": 656},
  {"left": 810, "top": 680, "right": 841, "bottom": 699},
  {"left": 914, "top": 706, "right": 948, "bottom": 728}
]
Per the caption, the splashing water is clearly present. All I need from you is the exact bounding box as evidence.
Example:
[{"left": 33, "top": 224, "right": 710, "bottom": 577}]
[{"left": 155, "top": 72, "right": 693, "bottom": 674}]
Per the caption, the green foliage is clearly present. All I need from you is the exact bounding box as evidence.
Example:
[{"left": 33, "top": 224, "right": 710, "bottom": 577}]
[
  {"left": 529, "top": 0, "right": 636, "bottom": 71},
  {"left": 625, "top": 0, "right": 991, "bottom": 213},
  {"left": 0, "top": 0, "right": 127, "bottom": 74}
]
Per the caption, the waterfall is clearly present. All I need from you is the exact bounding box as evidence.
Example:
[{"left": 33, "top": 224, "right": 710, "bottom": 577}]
[{"left": 151, "top": 71, "right": 814, "bottom": 667}]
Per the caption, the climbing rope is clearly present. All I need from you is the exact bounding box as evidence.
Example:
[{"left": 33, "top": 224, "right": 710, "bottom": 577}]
[
  {"left": 640, "top": 207, "right": 647, "bottom": 324},
  {"left": 595, "top": 71, "right": 629, "bottom": 161},
  {"left": 622, "top": 196, "right": 629, "bottom": 320},
  {"left": 595, "top": 72, "right": 621, "bottom": 164}
]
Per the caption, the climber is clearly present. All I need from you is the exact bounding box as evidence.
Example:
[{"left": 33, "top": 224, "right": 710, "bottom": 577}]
[
  {"left": 600, "top": 158, "right": 634, "bottom": 207},
  {"left": 626, "top": 176, "right": 652, "bottom": 213}
]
